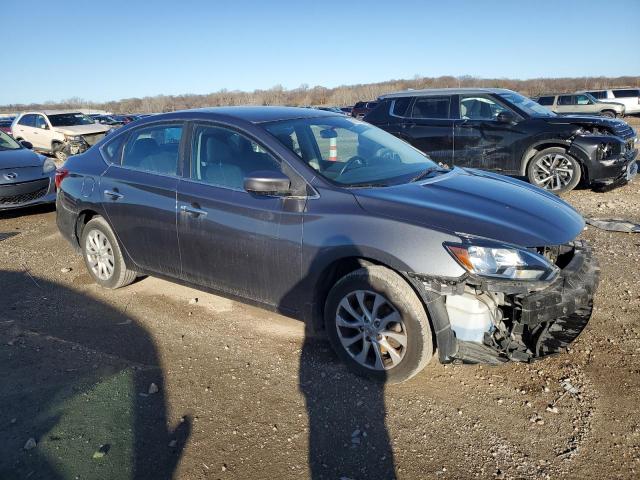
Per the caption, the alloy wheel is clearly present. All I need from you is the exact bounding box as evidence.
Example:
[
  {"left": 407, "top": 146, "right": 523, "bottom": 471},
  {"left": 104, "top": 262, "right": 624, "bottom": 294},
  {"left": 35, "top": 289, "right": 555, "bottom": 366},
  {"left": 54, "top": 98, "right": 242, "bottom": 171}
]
[
  {"left": 532, "top": 153, "right": 575, "bottom": 191},
  {"left": 335, "top": 290, "right": 407, "bottom": 371},
  {"left": 85, "top": 229, "right": 115, "bottom": 281}
]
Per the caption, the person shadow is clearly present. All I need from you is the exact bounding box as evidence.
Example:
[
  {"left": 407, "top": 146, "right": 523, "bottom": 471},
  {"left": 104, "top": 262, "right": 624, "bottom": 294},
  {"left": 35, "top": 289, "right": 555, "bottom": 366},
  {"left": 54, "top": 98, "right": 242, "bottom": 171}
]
[
  {"left": 0, "top": 269, "right": 191, "bottom": 480},
  {"left": 282, "top": 237, "right": 397, "bottom": 480}
]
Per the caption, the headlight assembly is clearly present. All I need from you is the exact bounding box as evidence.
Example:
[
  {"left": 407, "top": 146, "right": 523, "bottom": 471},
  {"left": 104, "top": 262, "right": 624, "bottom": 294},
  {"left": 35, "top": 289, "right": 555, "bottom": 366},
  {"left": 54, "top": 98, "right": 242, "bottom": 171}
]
[
  {"left": 445, "top": 242, "right": 558, "bottom": 281},
  {"left": 42, "top": 157, "right": 56, "bottom": 173}
]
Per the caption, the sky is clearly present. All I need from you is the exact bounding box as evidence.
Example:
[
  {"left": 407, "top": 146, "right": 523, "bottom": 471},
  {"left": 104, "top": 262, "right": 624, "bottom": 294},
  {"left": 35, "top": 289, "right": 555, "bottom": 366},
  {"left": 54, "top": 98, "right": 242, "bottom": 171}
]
[{"left": 1, "top": 0, "right": 639, "bottom": 105}]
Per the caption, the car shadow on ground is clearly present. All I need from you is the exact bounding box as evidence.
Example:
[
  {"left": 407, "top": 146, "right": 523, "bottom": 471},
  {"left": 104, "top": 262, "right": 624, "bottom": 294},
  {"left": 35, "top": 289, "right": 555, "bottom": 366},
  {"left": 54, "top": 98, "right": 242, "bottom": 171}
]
[{"left": 0, "top": 270, "right": 190, "bottom": 480}]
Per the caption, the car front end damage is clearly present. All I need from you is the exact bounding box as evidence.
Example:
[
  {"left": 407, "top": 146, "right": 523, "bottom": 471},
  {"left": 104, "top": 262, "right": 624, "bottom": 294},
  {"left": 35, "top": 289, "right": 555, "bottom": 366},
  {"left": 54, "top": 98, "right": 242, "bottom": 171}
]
[
  {"left": 408, "top": 240, "right": 599, "bottom": 364},
  {"left": 568, "top": 122, "right": 638, "bottom": 189},
  {"left": 55, "top": 131, "right": 110, "bottom": 158}
]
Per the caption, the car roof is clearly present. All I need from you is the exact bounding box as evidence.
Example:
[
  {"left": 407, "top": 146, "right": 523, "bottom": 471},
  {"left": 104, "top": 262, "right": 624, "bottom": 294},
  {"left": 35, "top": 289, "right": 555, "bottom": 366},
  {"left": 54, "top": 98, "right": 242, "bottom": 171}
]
[
  {"left": 149, "top": 106, "right": 339, "bottom": 124},
  {"left": 20, "top": 110, "right": 85, "bottom": 116},
  {"left": 379, "top": 87, "right": 515, "bottom": 99}
]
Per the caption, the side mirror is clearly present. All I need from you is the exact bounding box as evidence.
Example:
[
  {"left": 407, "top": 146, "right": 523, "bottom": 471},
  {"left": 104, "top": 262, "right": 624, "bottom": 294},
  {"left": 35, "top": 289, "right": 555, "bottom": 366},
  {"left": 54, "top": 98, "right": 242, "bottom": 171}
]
[
  {"left": 244, "top": 170, "right": 291, "bottom": 195},
  {"left": 39, "top": 124, "right": 48, "bottom": 129},
  {"left": 496, "top": 111, "right": 517, "bottom": 123},
  {"left": 20, "top": 140, "right": 33, "bottom": 149}
]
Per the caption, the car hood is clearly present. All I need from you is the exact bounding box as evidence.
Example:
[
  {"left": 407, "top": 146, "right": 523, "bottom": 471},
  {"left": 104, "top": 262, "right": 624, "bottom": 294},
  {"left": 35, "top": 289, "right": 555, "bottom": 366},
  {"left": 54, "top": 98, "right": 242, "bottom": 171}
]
[
  {"left": 0, "top": 147, "right": 44, "bottom": 168},
  {"left": 53, "top": 124, "right": 111, "bottom": 136},
  {"left": 353, "top": 168, "right": 585, "bottom": 247}
]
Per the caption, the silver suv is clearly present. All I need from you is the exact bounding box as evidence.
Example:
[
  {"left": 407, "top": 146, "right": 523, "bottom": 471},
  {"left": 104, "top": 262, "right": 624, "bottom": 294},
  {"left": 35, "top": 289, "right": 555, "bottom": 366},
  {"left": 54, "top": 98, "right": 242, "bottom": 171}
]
[
  {"left": 534, "top": 93, "right": 625, "bottom": 118},
  {"left": 580, "top": 88, "right": 640, "bottom": 115}
]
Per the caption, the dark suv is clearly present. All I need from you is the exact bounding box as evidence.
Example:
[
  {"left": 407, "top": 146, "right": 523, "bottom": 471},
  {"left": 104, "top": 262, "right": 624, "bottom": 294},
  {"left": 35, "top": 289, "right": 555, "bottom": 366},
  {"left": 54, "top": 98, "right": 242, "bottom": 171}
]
[
  {"left": 364, "top": 88, "right": 638, "bottom": 194},
  {"left": 57, "top": 107, "right": 598, "bottom": 383}
]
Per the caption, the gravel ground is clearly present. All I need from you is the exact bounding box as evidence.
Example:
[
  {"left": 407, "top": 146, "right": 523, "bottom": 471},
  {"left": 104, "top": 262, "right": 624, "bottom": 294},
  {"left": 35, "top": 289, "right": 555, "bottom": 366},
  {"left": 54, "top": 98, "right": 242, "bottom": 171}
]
[{"left": 1, "top": 170, "right": 639, "bottom": 479}]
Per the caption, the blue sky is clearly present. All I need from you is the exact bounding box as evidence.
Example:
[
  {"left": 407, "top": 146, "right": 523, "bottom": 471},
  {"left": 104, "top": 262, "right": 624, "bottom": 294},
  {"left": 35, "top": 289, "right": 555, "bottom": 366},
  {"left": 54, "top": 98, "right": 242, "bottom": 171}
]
[{"left": 1, "top": 0, "right": 638, "bottom": 104}]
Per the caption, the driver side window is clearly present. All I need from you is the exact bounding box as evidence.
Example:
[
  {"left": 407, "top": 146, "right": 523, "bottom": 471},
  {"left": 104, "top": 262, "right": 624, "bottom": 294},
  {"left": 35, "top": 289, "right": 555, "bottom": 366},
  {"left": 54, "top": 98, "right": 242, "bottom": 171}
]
[
  {"left": 460, "top": 96, "right": 509, "bottom": 120},
  {"left": 190, "top": 125, "right": 281, "bottom": 190}
]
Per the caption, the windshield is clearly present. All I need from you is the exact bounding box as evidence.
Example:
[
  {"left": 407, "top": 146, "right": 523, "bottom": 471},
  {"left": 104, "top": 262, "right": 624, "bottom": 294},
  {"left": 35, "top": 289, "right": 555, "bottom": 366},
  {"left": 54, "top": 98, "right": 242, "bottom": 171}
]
[
  {"left": 265, "top": 116, "right": 443, "bottom": 187},
  {"left": 498, "top": 91, "right": 556, "bottom": 118},
  {"left": 0, "top": 130, "right": 21, "bottom": 150},
  {"left": 48, "top": 113, "right": 96, "bottom": 127}
]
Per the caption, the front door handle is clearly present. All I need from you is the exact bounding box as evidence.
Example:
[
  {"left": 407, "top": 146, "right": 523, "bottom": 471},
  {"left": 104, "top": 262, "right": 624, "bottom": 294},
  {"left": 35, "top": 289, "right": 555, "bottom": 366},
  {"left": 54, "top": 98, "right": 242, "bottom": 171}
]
[
  {"left": 104, "top": 189, "right": 123, "bottom": 200},
  {"left": 180, "top": 204, "right": 207, "bottom": 217}
]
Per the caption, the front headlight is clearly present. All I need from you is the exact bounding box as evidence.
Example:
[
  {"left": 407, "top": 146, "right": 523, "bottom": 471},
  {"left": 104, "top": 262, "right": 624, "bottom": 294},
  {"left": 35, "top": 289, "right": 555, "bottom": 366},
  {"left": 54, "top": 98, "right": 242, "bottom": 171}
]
[
  {"left": 446, "top": 243, "right": 558, "bottom": 281},
  {"left": 65, "top": 135, "right": 83, "bottom": 142},
  {"left": 42, "top": 157, "right": 56, "bottom": 173}
]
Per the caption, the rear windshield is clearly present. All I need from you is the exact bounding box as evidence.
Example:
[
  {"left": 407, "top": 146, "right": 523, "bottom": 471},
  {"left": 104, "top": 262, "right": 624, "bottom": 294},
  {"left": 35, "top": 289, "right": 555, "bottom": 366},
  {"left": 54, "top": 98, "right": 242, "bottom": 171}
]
[
  {"left": 612, "top": 89, "right": 640, "bottom": 98},
  {"left": 48, "top": 113, "right": 96, "bottom": 127}
]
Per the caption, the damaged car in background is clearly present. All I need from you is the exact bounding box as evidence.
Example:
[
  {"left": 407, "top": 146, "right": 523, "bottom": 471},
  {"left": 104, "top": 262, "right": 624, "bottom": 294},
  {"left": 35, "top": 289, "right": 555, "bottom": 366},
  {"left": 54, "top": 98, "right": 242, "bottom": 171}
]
[
  {"left": 364, "top": 88, "right": 637, "bottom": 194},
  {"left": 57, "top": 107, "right": 599, "bottom": 383},
  {"left": 11, "top": 110, "right": 111, "bottom": 162}
]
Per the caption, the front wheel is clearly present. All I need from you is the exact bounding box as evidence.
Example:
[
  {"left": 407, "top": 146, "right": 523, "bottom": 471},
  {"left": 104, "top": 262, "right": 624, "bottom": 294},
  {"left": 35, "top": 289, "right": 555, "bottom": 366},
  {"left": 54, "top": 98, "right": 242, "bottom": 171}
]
[
  {"left": 325, "top": 266, "right": 433, "bottom": 384},
  {"left": 81, "top": 216, "right": 137, "bottom": 289},
  {"left": 527, "top": 147, "right": 581, "bottom": 194},
  {"left": 600, "top": 110, "right": 616, "bottom": 118}
]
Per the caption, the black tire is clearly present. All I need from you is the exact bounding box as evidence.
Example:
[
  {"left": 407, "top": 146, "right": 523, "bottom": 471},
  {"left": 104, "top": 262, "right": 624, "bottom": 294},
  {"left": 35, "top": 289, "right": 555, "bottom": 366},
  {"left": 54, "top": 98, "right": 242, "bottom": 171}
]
[
  {"left": 80, "top": 216, "right": 137, "bottom": 289},
  {"left": 600, "top": 110, "right": 616, "bottom": 118},
  {"left": 325, "top": 266, "right": 433, "bottom": 384},
  {"left": 527, "top": 147, "right": 581, "bottom": 194}
]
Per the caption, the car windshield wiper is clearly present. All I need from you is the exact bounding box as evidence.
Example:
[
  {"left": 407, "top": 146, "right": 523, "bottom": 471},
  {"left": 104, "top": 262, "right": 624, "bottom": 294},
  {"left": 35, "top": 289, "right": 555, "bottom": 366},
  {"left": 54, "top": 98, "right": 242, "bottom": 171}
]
[
  {"left": 409, "top": 166, "right": 449, "bottom": 182},
  {"left": 346, "top": 182, "right": 390, "bottom": 188}
]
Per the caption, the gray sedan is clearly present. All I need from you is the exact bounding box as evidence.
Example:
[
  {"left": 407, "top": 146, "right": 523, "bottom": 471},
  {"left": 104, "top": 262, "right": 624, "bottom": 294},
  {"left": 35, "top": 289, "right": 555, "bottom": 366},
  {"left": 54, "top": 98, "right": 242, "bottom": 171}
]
[{"left": 0, "top": 131, "right": 56, "bottom": 211}]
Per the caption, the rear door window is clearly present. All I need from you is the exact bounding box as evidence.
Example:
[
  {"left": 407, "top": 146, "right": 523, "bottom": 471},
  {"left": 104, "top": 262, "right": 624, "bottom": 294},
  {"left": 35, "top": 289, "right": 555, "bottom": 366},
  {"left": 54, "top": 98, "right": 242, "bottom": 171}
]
[
  {"left": 121, "top": 124, "right": 183, "bottom": 175},
  {"left": 391, "top": 97, "right": 412, "bottom": 117},
  {"left": 18, "top": 114, "right": 36, "bottom": 127},
  {"left": 411, "top": 97, "right": 451, "bottom": 119},
  {"left": 612, "top": 89, "right": 640, "bottom": 98},
  {"left": 558, "top": 95, "right": 574, "bottom": 105}
]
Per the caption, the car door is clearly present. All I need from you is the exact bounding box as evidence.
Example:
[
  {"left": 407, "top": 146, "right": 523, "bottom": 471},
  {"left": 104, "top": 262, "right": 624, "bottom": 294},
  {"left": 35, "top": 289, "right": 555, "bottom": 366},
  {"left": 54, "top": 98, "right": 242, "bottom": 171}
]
[
  {"left": 32, "top": 114, "right": 52, "bottom": 150},
  {"left": 177, "top": 122, "right": 304, "bottom": 308},
  {"left": 100, "top": 122, "right": 184, "bottom": 277},
  {"left": 402, "top": 95, "right": 454, "bottom": 164},
  {"left": 454, "top": 94, "right": 524, "bottom": 174},
  {"left": 14, "top": 114, "right": 38, "bottom": 145},
  {"left": 556, "top": 95, "right": 575, "bottom": 114}
]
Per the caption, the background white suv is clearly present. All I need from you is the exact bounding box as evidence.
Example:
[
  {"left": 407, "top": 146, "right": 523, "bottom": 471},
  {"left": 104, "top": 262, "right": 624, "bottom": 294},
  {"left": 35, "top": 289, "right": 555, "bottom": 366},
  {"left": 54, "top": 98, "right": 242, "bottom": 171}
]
[
  {"left": 580, "top": 88, "right": 640, "bottom": 115},
  {"left": 11, "top": 110, "right": 111, "bottom": 162}
]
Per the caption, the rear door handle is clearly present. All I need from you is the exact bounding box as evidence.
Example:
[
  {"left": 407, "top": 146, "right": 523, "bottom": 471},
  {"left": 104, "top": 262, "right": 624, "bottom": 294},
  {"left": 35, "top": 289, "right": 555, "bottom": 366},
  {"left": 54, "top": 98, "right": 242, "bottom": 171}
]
[
  {"left": 180, "top": 204, "right": 207, "bottom": 217},
  {"left": 104, "top": 189, "right": 123, "bottom": 200}
]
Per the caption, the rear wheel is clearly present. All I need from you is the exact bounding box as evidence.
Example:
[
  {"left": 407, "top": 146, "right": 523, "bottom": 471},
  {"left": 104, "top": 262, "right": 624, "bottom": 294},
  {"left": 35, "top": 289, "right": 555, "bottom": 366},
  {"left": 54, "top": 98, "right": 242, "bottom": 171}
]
[
  {"left": 527, "top": 147, "right": 581, "bottom": 194},
  {"left": 325, "top": 266, "right": 433, "bottom": 384},
  {"left": 81, "top": 216, "right": 137, "bottom": 289}
]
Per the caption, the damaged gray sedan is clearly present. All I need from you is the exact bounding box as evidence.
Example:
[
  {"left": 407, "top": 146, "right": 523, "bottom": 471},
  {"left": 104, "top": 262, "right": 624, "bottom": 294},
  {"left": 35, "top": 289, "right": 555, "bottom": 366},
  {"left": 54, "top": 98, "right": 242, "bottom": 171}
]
[{"left": 56, "top": 108, "right": 599, "bottom": 383}]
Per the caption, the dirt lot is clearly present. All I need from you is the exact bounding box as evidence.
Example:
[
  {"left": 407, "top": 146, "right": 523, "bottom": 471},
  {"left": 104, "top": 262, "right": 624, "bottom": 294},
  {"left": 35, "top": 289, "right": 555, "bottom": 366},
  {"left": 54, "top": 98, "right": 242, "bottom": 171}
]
[{"left": 1, "top": 158, "right": 640, "bottom": 479}]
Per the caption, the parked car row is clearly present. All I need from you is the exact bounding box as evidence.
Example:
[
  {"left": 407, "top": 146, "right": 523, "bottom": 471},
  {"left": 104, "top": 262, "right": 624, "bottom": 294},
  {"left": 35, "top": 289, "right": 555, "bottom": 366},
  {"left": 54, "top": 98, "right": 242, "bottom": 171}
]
[
  {"left": 533, "top": 92, "right": 625, "bottom": 118},
  {"left": 363, "top": 88, "right": 637, "bottom": 194},
  {"left": 2, "top": 93, "right": 637, "bottom": 383}
]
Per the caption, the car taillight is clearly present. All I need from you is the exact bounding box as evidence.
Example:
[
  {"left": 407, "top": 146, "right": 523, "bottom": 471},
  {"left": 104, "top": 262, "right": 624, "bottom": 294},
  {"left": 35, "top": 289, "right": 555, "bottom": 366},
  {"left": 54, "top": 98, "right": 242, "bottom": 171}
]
[{"left": 54, "top": 168, "right": 69, "bottom": 189}]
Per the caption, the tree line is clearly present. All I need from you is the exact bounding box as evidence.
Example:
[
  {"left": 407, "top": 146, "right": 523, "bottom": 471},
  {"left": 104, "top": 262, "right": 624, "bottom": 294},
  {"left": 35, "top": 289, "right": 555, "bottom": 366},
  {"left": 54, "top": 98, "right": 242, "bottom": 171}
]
[{"left": 2, "top": 75, "right": 639, "bottom": 114}]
